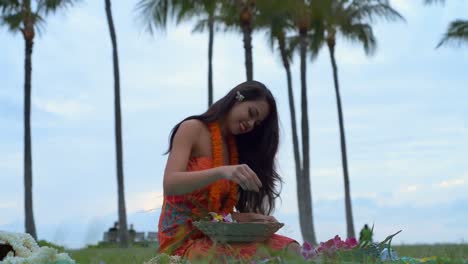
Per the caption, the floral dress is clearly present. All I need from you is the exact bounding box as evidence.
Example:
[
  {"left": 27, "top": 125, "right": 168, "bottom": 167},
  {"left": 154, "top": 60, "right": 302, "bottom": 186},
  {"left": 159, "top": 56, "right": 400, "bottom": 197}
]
[{"left": 157, "top": 122, "right": 297, "bottom": 263}]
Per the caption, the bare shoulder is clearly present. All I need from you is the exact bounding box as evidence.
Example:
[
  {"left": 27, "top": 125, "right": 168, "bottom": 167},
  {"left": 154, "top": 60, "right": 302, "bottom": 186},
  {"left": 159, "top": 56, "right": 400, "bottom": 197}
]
[
  {"left": 178, "top": 119, "right": 211, "bottom": 157},
  {"left": 177, "top": 119, "right": 206, "bottom": 138}
]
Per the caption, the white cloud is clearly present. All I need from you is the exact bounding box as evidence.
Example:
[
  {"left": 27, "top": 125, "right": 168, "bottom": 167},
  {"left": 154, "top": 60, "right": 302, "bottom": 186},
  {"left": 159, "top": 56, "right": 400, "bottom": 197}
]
[
  {"left": 398, "top": 184, "right": 421, "bottom": 193},
  {"left": 127, "top": 191, "right": 164, "bottom": 214},
  {"left": 435, "top": 178, "right": 466, "bottom": 188},
  {"left": 33, "top": 98, "right": 94, "bottom": 118}
]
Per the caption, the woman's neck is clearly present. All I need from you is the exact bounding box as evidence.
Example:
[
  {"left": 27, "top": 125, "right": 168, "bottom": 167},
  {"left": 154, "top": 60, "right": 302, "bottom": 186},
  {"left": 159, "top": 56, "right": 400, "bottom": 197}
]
[{"left": 218, "top": 118, "right": 230, "bottom": 138}]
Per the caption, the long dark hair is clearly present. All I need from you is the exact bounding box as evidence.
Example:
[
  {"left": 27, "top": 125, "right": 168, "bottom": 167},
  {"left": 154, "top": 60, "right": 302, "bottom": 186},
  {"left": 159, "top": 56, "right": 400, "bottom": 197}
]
[{"left": 167, "top": 81, "right": 282, "bottom": 215}]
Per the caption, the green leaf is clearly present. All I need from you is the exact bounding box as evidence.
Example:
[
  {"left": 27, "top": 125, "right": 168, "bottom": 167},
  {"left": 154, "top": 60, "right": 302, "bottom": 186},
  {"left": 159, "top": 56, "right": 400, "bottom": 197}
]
[
  {"left": 135, "top": 0, "right": 171, "bottom": 35},
  {"left": 1, "top": 10, "right": 22, "bottom": 32},
  {"left": 437, "top": 19, "right": 468, "bottom": 48}
]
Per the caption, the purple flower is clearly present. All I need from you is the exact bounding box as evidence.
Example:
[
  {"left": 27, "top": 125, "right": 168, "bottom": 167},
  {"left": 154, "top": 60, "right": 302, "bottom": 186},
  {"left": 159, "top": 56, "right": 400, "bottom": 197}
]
[
  {"left": 222, "top": 213, "right": 234, "bottom": 223},
  {"left": 301, "top": 241, "right": 318, "bottom": 260}
]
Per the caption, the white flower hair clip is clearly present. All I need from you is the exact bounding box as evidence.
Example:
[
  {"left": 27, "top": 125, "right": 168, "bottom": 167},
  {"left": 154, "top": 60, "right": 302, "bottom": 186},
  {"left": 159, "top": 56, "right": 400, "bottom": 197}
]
[{"left": 235, "top": 91, "right": 245, "bottom": 102}]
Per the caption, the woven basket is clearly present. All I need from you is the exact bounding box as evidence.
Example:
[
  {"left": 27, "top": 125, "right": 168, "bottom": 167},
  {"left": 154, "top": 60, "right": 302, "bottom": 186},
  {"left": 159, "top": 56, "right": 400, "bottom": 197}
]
[{"left": 193, "top": 221, "right": 284, "bottom": 244}]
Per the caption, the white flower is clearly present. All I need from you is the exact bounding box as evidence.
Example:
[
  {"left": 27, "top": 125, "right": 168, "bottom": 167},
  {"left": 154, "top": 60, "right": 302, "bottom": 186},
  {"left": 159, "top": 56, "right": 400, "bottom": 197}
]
[
  {"left": 0, "top": 231, "right": 37, "bottom": 258},
  {"left": 0, "top": 231, "right": 75, "bottom": 264}
]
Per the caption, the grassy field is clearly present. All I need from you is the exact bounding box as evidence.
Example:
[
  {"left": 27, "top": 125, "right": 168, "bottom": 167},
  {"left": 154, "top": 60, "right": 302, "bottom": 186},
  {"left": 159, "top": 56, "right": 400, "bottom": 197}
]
[
  {"left": 68, "top": 247, "right": 158, "bottom": 264},
  {"left": 66, "top": 244, "right": 468, "bottom": 264},
  {"left": 393, "top": 244, "right": 468, "bottom": 260}
]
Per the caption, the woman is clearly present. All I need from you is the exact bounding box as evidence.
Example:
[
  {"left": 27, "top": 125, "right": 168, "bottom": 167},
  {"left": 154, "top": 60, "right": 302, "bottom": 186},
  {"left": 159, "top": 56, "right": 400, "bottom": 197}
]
[{"left": 157, "top": 81, "right": 299, "bottom": 263}]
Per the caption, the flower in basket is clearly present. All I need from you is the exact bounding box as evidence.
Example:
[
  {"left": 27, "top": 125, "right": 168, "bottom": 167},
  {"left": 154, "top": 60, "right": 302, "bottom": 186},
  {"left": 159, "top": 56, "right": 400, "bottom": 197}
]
[{"left": 208, "top": 212, "right": 236, "bottom": 223}]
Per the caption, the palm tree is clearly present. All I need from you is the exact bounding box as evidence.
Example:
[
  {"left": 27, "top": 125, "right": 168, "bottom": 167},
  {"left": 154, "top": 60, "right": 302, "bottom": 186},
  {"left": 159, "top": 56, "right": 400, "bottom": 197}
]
[
  {"left": 221, "top": 0, "right": 257, "bottom": 81},
  {"left": 257, "top": 0, "right": 300, "bottom": 205},
  {"left": 0, "top": 0, "right": 76, "bottom": 240},
  {"left": 257, "top": 0, "right": 310, "bottom": 244},
  {"left": 170, "top": 0, "right": 221, "bottom": 107},
  {"left": 309, "top": 0, "right": 404, "bottom": 239},
  {"left": 286, "top": 0, "right": 318, "bottom": 245},
  {"left": 424, "top": 0, "right": 468, "bottom": 48},
  {"left": 104, "top": 0, "right": 129, "bottom": 247}
]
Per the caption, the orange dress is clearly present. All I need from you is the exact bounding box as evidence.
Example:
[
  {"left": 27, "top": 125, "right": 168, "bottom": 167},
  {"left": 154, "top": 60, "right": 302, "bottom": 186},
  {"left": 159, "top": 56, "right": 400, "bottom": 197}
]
[
  {"left": 158, "top": 125, "right": 296, "bottom": 263},
  {"left": 157, "top": 157, "right": 297, "bottom": 263}
]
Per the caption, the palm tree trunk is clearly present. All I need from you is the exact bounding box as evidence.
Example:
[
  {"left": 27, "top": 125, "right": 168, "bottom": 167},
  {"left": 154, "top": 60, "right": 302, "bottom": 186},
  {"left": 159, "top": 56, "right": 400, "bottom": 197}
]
[
  {"left": 242, "top": 24, "right": 253, "bottom": 81},
  {"left": 105, "top": 0, "right": 129, "bottom": 247},
  {"left": 23, "top": 35, "right": 37, "bottom": 241},
  {"left": 328, "top": 41, "right": 355, "bottom": 239},
  {"left": 278, "top": 34, "right": 301, "bottom": 198},
  {"left": 298, "top": 32, "right": 316, "bottom": 245},
  {"left": 207, "top": 15, "right": 214, "bottom": 107},
  {"left": 279, "top": 34, "right": 314, "bottom": 243}
]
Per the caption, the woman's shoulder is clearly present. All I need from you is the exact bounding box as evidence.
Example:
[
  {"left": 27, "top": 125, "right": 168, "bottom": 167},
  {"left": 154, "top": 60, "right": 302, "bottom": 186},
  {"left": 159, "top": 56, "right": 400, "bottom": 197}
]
[
  {"left": 177, "top": 119, "right": 212, "bottom": 157},
  {"left": 177, "top": 119, "right": 208, "bottom": 137}
]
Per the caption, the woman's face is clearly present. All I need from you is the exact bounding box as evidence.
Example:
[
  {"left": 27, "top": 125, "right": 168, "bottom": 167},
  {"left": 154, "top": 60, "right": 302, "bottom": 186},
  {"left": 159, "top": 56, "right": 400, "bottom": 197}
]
[{"left": 225, "top": 99, "right": 270, "bottom": 135}]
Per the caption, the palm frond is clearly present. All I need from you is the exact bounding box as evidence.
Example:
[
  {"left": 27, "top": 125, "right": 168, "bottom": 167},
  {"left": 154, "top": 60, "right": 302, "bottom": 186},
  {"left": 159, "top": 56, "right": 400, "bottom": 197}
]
[
  {"left": 171, "top": 0, "right": 197, "bottom": 24},
  {"left": 308, "top": 26, "right": 326, "bottom": 61},
  {"left": 424, "top": 0, "right": 445, "bottom": 5},
  {"left": 287, "top": 34, "right": 301, "bottom": 57},
  {"left": 255, "top": 0, "right": 296, "bottom": 60},
  {"left": 0, "top": 0, "right": 20, "bottom": 13},
  {"left": 37, "top": 0, "right": 77, "bottom": 15},
  {"left": 284, "top": 40, "right": 295, "bottom": 64},
  {"left": 32, "top": 13, "right": 46, "bottom": 36},
  {"left": 341, "top": 22, "right": 377, "bottom": 55},
  {"left": 218, "top": 0, "right": 239, "bottom": 29},
  {"left": 1, "top": 10, "right": 22, "bottom": 32},
  {"left": 192, "top": 18, "right": 208, "bottom": 33},
  {"left": 350, "top": 2, "right": 405, "bottom": 23},
  {"left": 135, "top": 0, "right": 170, "bottom": 35},
  {"left": 437, "top": 19, "right": 468, "bottom": 48}
]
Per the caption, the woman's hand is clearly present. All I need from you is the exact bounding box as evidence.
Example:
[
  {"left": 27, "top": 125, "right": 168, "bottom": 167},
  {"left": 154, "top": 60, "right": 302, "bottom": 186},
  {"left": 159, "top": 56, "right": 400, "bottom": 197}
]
[
  {"left": 219, "top": 164, "right": 262, "bottom": 192},
  {"left": 232, "top": 212, "right": 278, "bottom": 223}
]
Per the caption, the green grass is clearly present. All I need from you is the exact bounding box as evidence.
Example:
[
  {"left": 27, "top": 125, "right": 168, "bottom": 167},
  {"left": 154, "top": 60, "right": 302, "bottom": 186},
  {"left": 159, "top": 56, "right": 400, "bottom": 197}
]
[
  {"left": 66, "top": 244, "right": 468, "bottom": 264},
  {"left": 393, "top": 244, "right": 468, "bottom": 259},
  {"left": 68, "top": 247, "right": 158, "bottom": 264}
]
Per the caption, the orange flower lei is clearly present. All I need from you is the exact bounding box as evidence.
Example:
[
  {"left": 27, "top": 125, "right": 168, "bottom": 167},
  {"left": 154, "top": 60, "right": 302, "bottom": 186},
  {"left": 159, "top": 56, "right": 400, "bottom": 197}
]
[{"left": 208, "top": 122, "right": 239, "bottom": 214}]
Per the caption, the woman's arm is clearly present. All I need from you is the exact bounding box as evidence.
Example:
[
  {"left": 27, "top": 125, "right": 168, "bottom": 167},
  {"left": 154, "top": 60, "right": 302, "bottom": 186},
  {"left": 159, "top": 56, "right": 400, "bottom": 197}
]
[
  {"left": 163, "top": 120, "right": 224, "bottom": 195},
  {"left": 163, "top": 119, "right": 262, "bottom": 195}
]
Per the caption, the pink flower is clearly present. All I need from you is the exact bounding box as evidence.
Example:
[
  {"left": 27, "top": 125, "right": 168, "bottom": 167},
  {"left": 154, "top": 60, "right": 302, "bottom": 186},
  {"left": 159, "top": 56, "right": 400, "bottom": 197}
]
[
  {"left": 301, "top": 241, "right": 318, "bottom": 260},
  {"left": 315, "top": 235, "right": 358, "bottom": 256},
  {"left": 303, "top": 235, "right": 358, "bottom": 260},
  {"left": 317, "top": 237, "right": 337, "bottom": 253},
  {"left": 344, "top": 237, "right": 358, "bottom": 249}
]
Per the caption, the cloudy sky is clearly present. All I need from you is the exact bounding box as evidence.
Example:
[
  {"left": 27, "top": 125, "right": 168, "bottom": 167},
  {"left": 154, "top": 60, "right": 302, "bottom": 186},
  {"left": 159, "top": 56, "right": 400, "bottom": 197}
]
[{"left": 1, "top": 0, "right": 467, "bottom": 249}]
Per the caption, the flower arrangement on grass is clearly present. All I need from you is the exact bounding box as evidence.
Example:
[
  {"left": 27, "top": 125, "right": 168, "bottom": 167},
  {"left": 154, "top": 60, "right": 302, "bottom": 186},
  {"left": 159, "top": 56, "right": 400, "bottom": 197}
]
[
  {"left": 299, "top": 226, "right": 402, "bottom": 263},
  {"left": 0, "top": 231, "right": 76, "bottom": 264},
  {"left": 301, "top": 235, "right": 358, "bottom": 260}
]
